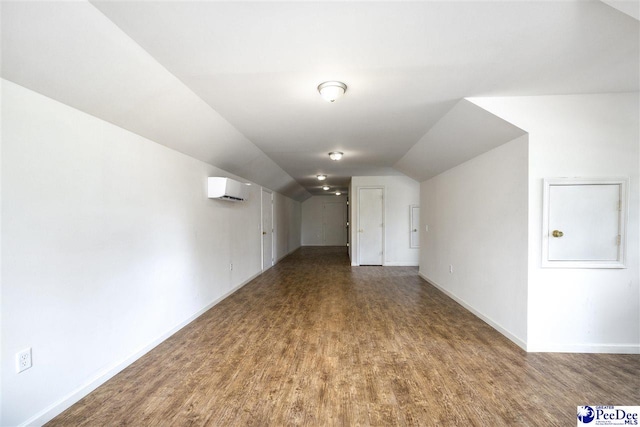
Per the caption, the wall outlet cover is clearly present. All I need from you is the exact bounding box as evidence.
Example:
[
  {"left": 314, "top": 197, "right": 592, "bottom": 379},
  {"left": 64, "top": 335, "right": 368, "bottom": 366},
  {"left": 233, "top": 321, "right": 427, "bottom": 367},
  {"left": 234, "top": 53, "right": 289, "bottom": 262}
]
[{"left": 17, "top": 348, "right": 32, "bottom": 373}]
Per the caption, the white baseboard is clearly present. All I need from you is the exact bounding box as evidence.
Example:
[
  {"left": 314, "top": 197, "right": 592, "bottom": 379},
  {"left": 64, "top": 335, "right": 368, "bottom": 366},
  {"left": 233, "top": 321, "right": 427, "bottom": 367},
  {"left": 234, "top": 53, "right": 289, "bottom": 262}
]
[
  {"left": 300, "top": 244, "right": 348, "bottom": 247},
  {"left": 418, "top": 272, "right": 527, "bottom": 351},
  {"left": 275, "top": 252, "right": 288, "bottom": 263},
  {"left": 384, "top": 261, "right": 419, "bottom": 266},
  {"left": 275, "top": 245, "right": 300, "bottom": 263},
  {"left": 350, "top": 262, "right": 418, "bottom": 267},
  {"left": 418, "top": 273, "right": 640, "bottom": 354},
  {"left": 526, "top": 343, "right": 640, "bottom": 354},
  {"left": 23, "top": 271, "right": 261, "bottom": 427}
]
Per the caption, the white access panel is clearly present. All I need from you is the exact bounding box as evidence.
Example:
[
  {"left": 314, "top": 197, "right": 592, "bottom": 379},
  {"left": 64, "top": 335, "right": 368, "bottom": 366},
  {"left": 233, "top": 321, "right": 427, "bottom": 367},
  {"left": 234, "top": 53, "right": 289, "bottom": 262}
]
[{"left": 542, "top": 178, "right": 627, "bottom": 268}]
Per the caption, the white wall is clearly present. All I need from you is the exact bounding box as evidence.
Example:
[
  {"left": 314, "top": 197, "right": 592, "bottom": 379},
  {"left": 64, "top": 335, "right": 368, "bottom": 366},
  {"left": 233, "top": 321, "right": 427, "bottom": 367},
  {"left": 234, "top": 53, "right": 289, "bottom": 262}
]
[
  {"left": 301, "top": 195, "right": 348, "bottom": 246},
  {"left": 2, "top": 1, "right": 310, "bottom": 201},
  {"left": 0, "top": 80, "right": 301, "bottom": 426},
  {"left": 350, "top": 176, "right": 420, "bottom": 266},
  {"left": 348, "top": 180, "right": 353, "bottom": 261},
  {"left": 419, "top": 136, "right": 529, "bottom": 348},
  {"left": 0, "top": 56, "right": 4, "bottom": 427},
  {"left": 274, "top": 192, "right": 301, "bottom": 262},
  {"left": 471, "top": 93, "right": 639, "bottom": 353}
]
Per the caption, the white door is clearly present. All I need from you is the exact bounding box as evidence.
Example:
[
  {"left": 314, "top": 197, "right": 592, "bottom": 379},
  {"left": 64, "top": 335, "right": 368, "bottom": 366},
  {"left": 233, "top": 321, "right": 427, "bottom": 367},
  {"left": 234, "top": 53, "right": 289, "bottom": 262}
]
[
  {"left": 358, "top": 188, "right": 384, "bottom": 265},
  {"left": 323, "top": 201, "right": 347, "bottom": 246},
  {"left": 410, "top": 205, "right": 420, "bottom": 248},
  {"left": 261, "top": 189, "right": 273, "bottom": 271},
  {"left": 547, "top": 184, "right": 621, "bottom": 262}
]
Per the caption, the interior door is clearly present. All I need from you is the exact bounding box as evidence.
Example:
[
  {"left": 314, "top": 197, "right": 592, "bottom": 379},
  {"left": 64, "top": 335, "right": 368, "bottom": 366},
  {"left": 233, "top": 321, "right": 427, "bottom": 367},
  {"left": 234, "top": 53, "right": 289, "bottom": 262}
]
[
  {"left": 410, "top": 205, "right": 420, "bottom": 248},
  {"left": 261, "top": 189, "right": 273, "bottom": 271},
  {"left": 323, "top": 201, "right": 347, "bottom": 246},
  {"left": 548, "top": 184, "right": 621, "bottom": 261},
  {"left": 358, "top": 187, "right": 384, "bottom": 265}
]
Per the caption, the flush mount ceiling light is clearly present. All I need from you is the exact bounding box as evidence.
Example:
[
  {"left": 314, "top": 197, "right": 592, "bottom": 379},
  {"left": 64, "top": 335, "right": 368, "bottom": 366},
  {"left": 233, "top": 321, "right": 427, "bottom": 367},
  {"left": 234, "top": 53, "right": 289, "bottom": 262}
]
[
  {"left": 318, "top": 81, "right": 347, "bottom": 102},
  {"left": 335, "top": 191, "right": 342, "bottom": 196},
  {"left": 322, "top": 185, "right": 330, "bottom": 191},
  {"left": 317, "top": 174, "right": 327, "bottom": 181},
  {"left": 328, "top": 151, "right": 344, "bottom": 161}
]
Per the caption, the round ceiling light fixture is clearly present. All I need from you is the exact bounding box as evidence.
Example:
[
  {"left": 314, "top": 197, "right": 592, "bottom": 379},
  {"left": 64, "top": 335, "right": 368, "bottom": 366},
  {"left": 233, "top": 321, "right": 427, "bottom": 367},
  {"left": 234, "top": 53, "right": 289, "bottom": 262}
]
[
  {"left": 317, "top": 174, "right": 327, "bottom": 181},
  {"left": 322, "top": 185, "right": 330, "bottom": 191},
  {"left": 335, "top": 191, "right": 342, "bottom": 196},
  {"left": 318, "top": 81, "right": 347, "bottom": 102},
  {"left": 328, "top": 151, "right": 344, "bottom": 161}
]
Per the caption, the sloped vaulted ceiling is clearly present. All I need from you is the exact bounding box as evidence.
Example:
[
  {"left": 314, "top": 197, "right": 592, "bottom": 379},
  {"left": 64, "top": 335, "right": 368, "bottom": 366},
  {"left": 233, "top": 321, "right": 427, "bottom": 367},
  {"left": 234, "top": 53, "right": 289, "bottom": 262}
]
[
  {"left": 2, "top": 1, "right": 638, "bottom": 200},
  {"left": 394, "top": 99, "right": 527, "bottom": 182},
  {"left": 1, "top": 1, "right": 311, "bottom": 200}
]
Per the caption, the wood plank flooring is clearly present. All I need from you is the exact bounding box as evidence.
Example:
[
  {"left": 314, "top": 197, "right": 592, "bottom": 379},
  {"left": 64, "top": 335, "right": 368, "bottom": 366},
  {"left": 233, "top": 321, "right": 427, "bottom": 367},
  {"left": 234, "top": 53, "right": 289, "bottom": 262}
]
[{"left": 49, "top": 246, "right": 639, "bottom": 426}]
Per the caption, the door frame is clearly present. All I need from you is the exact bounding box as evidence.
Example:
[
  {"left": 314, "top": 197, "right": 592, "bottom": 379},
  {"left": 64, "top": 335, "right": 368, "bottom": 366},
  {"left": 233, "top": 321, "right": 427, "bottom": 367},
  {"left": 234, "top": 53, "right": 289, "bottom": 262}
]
[
  {"left": 356, "top": 186, "right": 385, "bottom": 266},
  {"left": 261, "top": 188, "right": 274, "bottom": 271}
]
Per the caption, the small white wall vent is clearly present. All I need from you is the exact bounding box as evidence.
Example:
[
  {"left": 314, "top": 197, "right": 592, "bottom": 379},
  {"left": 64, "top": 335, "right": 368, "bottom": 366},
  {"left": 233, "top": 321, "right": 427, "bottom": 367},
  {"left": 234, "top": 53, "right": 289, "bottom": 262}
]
[{"left": 207, "top": 177, "right": 248, "bottom": 201}]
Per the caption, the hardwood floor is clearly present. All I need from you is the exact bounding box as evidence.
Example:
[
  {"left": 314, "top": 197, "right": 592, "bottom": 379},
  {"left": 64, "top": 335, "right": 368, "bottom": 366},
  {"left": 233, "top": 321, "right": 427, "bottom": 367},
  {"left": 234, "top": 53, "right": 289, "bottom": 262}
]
[{"left": 49, "top": 246, "right": 639, "bottom": 426}]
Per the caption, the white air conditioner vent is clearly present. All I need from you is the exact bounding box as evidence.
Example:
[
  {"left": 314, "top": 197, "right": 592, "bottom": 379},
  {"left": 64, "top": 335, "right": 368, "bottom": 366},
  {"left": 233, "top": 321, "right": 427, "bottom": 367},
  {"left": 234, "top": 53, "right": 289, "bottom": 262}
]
[{"left": 207, "top": 177, "right": 248, "bottom": 202}]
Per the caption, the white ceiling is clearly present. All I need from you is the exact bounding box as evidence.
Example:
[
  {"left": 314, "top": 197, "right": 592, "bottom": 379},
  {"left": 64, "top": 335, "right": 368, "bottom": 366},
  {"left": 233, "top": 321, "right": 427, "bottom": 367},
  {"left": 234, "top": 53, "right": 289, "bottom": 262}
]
[
  {"left": 395, "top": 99, "right": 527, "bottom": 182},
  {"left": 602, "top": 0, "right": 640, "bottom": 20},
  {"left": 2, "top": 1, "right": 638, "bottom": 200}
]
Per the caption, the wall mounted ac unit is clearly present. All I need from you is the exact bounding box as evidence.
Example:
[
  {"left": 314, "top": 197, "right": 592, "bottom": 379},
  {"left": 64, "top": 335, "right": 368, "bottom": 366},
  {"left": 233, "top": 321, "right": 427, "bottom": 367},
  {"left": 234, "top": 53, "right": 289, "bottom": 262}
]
[{"left": 207, "top": 177, "right": 248, "bottom": 201}]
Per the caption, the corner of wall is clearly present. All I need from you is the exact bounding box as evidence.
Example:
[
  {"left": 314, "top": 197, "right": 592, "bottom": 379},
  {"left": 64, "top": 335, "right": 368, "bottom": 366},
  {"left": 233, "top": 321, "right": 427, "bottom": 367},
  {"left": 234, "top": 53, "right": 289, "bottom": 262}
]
[{"left": 418, "top": 136, "right": 529, "bottom": 348}]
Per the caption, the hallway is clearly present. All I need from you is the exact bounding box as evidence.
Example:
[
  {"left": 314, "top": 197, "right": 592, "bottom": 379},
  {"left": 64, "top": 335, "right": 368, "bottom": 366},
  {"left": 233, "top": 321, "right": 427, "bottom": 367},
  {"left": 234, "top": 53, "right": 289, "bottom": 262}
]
[{"left": 49, "top": 247, "right": 639, "bottom": 426}]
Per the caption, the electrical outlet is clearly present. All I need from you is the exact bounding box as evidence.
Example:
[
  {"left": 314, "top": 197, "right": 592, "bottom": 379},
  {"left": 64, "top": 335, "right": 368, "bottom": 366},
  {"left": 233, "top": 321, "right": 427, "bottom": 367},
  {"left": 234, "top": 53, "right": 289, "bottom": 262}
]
[
  {"left": 16, "top": 348, "right": 32, "bottom": 373},
  {"left": 449, "top": 265, "right": 453, "bottom": 273},
  {"left": 229, "top": 263, "right": 233, "bottom": 271}
]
